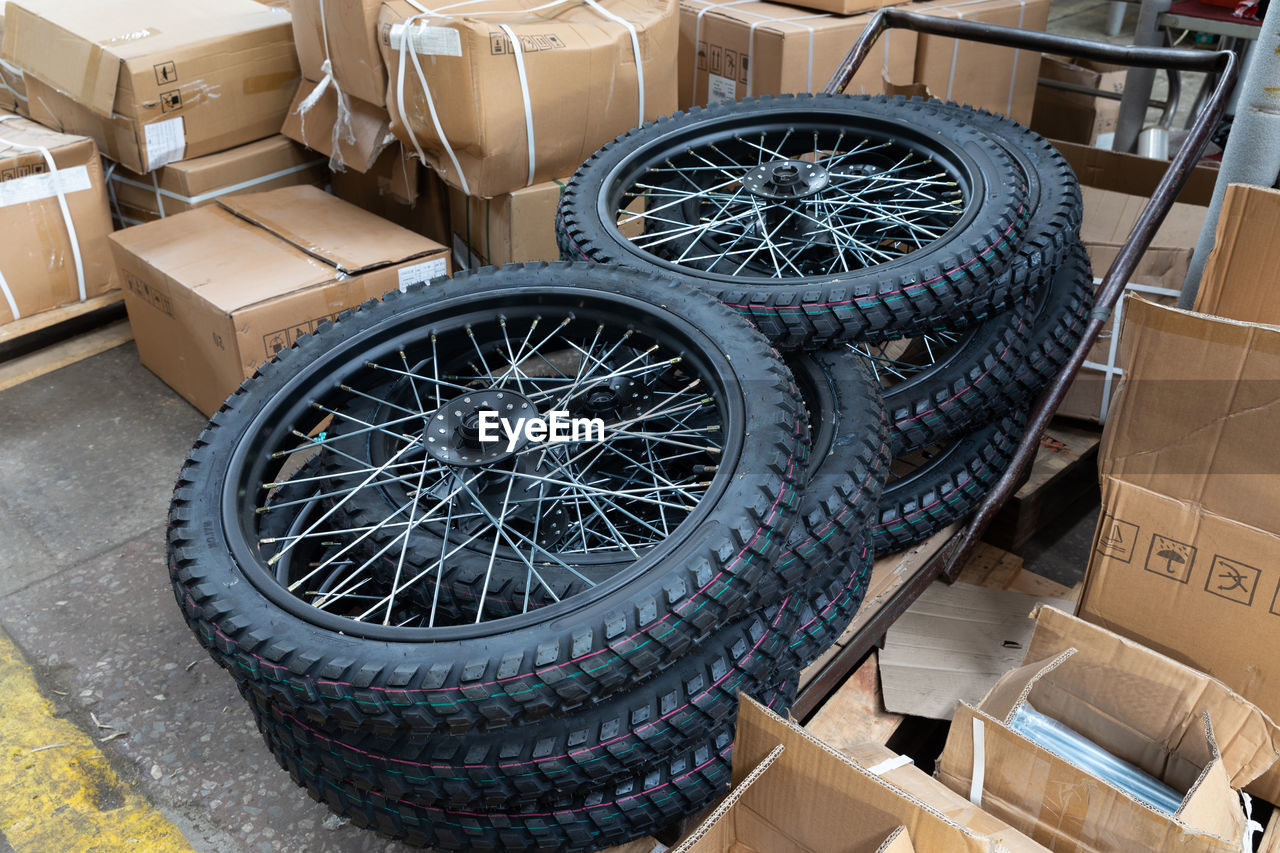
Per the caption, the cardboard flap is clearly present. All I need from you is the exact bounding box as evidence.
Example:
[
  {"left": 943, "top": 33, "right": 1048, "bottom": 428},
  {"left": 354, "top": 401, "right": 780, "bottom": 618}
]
[
  {"left": 878, "top": 827, "right": 915, "bottom": 853},
  {"left": 281, "top": 79, "right": 393, "bottom": 174},
  {"left": 1078, "top": 187, "right": 1206, "bottom": 250},
  {"left": 3, "top": 3, "right": 119, "bottom": 115},
  {"left": 1194, "top": 183, "right": 1280, "bottom": 326},
  {"left": 974, "top": 650, "right": 1075, "bottom": 725},
  {"left": 218, "top": 186, "right": 437, "bottom": 274},
  {"left": 725, "top": 697, "right": 1047, "bottom": 853},
  {"left": 1103, "top": 296, "right": 1280, "bottom": 536},
  {"left": 1025, "top": 606, "right": 1280, "bottom": 789}
]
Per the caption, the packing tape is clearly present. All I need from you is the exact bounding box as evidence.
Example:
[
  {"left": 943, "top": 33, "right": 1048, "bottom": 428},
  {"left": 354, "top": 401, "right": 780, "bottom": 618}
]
[
  {"left": 969, "top": 716, "right": 986, "bottom": 807},
  {"left": 0, "top": 265, "right": 20, "bottom": 321},
  {"left": 392, "top": 0, "right": 646, "bottom": 191},
  {"left": 1087, "top": 278, "right": 1180, "bottom": 422},
  {"left": 0, "top": 115, "right": 87, "bottom": 303},
  {"left": 295, "top": 1, "right": 358, "bottom": 171},
  {"left": 106, "top": 160, "right": 326, "bottom": 212},
  {"left": 865, "top": 754, "right": 913, "bottom": 776}
]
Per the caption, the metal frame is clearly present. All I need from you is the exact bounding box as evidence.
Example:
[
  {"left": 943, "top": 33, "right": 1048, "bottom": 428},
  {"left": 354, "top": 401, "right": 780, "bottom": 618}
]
[{"left": 792, "top": 9, "right": 1237, "bottom": 721}]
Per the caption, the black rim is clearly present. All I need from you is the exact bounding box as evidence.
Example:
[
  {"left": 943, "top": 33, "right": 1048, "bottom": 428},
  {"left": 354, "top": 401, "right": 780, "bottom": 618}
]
[
  {"left": 597, "top": 109, "right": 978, "bottom": 282},
  {"left": 220, "top": 288, "right": 743, "bottom": 640}
]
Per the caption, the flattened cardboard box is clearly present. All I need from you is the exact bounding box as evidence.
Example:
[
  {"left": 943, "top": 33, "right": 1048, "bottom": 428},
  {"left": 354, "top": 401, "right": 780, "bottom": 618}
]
[
  {"left": 1193, "top": 183, "right": 1280, "bottom": 327},
  {"left": 679, "top": 0, "right": 917, "bottom": 110},
  {"left": 936, "top": 606, "right": 1280, "bottom": 852},
  {"left": 291, "top": 0, "right": 386, "bottom": 107},
  {"left": 3, "top": 0, "right": 299, "bottom": 173},
  {"left": 910, "top": 0, "right": 1051, "bottom": 125},
  {"left": 1080, "top": 273, "right": 1280, "bottom": 802},
  {"left": 672, "top": 695, "right": 1050, "bottom": 852},
  {"left": 1052, "top": 140, "right": 1216, "bottom": 423},
  {"left": 107, "top": 135, "right": 326, "bottom": 226},
  {"left": 109, "top": 185, "right": 449, "bottom": 414},
  {"left": 449, "top": 179, "right": 565, "bottom": 269},
  {"left": 379, "top": 0, "right": 679, "bottom": 198},
  {"left": 0, "top": 113, "right": 117, "bottom": 324}
]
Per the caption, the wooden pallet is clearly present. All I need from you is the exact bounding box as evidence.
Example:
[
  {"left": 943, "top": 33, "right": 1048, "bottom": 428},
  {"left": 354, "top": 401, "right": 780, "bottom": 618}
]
[
  {"left": 0, "top": 293, "right": 131, "bottom": 393},
  {"left": 983, "top": 421, "right": 1102, "bottom": 550}
]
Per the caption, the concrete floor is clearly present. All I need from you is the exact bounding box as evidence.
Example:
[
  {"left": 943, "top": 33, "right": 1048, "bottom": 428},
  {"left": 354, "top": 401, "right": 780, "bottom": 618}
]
[{"left": 0, "top": 1, "right": 1125, "bottom": 847}]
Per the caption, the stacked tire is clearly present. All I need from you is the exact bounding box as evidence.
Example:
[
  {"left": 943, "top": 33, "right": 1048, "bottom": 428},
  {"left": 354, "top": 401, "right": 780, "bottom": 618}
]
[
  {"left": 557, "top": 93, "right": 1094, "bottom": 558},
  {"left": 167, "top": 96, "right": 1088, "bottom": 853}
]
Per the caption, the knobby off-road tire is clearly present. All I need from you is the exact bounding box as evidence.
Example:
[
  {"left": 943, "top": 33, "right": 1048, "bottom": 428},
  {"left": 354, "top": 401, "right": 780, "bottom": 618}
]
[
  {"left": 873, "top": 411, "right": 1028, "bottom": 555},
  {"left": 557, "top": 94, "right": 1033, "bottom": 349},
  {"left": 168, "top": 263, "right": 807, "bottom": 736},
  {"left": 862, "top": 239, "right": 1094, "bottom": 453}
]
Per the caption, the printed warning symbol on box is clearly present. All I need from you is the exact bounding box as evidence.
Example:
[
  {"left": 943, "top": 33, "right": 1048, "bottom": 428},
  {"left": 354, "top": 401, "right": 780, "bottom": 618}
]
[
  {"left": 154, "top": 61, "right": 177, "bottom": 86},
  {"left": 1097, "top": 516, "right": 1139, "bottom": 563},
  {"left": 1144, "top": 534, "right": 1196, "bottom": 584},
  {"left": 161, "top": 90, "right": 183, "bottom": 113},
  {"left": 1205, "top": 555, "right": 1261, "bottom": 607},
  {"left": 264, "top": 328, "right": 290, "bottom": 356}
]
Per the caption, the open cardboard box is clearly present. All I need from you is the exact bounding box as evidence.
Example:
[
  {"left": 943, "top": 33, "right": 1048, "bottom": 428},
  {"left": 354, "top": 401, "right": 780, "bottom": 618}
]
[
  {"left": 936, "top": 606, "right": 1280, "bottom": 851},
  {"left": 673, "top": 695, "right": 1049, "bottom": 852},
  {"left": 1080, "top": 182, "right": 1280, "bottom": 805}
]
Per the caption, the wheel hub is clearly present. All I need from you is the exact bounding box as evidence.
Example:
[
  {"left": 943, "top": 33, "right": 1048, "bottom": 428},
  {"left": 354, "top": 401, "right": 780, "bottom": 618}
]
[
  {"left": 742, "top": 159, "right": 830, "bottom": 200},
  {"left": 423, "top": 389, "right": 538, "bottom": 467}
]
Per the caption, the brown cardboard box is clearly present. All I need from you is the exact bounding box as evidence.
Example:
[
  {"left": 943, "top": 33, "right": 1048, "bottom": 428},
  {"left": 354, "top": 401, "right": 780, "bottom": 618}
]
[
  {"left": 936, "top": 606, "right": 1280, "bottom": 851},
  {"left": 106, "top": 135, "right": 326, "bottom": 226},
  {"left": 778, "top": 0, "right": 911, "bottom": 20},
  {"left": 331, "top": 144, "right": 450, "bottom": 243},
  {"left": 448, "top": 179, "right": 565, "bottom": 269},
  {"left": 679, "top": 0, "right": 917, "bottom": 110},
  {"left": 281, "top": 77, "right": 394, "bottom": 174},
  {"left": 1052, "top": 140, "right": 1215, "bottom": 423},
  {"left": 1079, "top": 206, "right": 1280, "bottom": 802},
  {"left": 109, "top": 185, "right": 449, "bottom": 414},
  {"left": 1193, "top": 183, "right": 1280, "bottom": 326},
  {"left": 0, "top": 114, "right": 117, "bottom": 324},
  {"left": 1030, "top": 55, "right": 1125, "bottom": 146},
  {"left": 378, "top": 0, "right": 678, "bottom": 198},
  {"left": 911, "top": 0, "right": 1051, "bottom": 124},
  {"left": 290, "top": 0, "right": 386, "bottom": 108},
  {"left": 673, "top": 696, "right": 1049, "bottom": 852},
  {"left": 3, "top": 0, "right": 300, "bottom": 174}
]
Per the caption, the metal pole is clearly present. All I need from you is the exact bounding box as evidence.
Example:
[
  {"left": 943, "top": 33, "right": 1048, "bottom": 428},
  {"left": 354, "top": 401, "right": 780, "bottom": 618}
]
[
  {"left": 1113, "top": 0, "right": 1172, "bottom": 152},
  {"left": 1181, "top": 7, "right": 1280, "bottom": 308}
]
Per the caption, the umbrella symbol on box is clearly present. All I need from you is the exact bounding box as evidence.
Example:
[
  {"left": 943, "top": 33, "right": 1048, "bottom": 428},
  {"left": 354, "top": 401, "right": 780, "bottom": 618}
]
[
  {"left": 1144, "top": 534, "right": 1196, "bottom": 583},
  {"left": 1155, "top": 548, "right": 1186, "bottom": 574}
]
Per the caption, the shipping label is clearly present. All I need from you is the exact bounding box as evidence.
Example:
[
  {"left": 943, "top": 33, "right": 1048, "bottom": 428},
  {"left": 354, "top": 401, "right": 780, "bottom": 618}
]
[
  {"left": 0, "top": 165, "right": 92, "bottom": 208},
  {"left": 398, "top": 258, "right": 449, "bottom": 291}
]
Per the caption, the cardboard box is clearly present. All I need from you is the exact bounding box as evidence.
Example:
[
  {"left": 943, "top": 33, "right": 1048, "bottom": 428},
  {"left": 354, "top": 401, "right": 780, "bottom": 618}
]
[
  {"left": 1193, "top": 183, "right": 1280, "bottom": 326},
  {"left": 331, "top": 144, "right": 450, "bottom": 244},
  {"left": 1079, "top": 211, "right": 1280, "bottom": 802},
  {"left": 776, "top": 0, "right": 911, "bottom": 21},
  {"left": 448, "top": 179, "right": 565, "bottom": 269},
  {"left": 678, "top": 0, "right": 918, "bottom": 110},
  {"left": 3, "top": 0, "right": 300, "bottom": 174},
  {"left": 0, "top": 114, "right": 117, "bottom": 324},
  {"left": 672, "top": 696, "right": 1050, "bottom": 852},
  {"left": 281, "top": 77, "right": 394, "bottom": 174},
  {"left": 936, "top": 606, "right": 1280, "bottom": 851},
  {"left": 911, "top": 0, "right": 1051, "bottom": 125},
  {"left": 290, "top": 0, "right": 385, "bottom": 108},
  {"left": 1052, "top": 140, "right": 1215, "bottom": 423},
  {"left": 1030, "top": 55, "right": 1124, "bottom": 146},
  {"left": 378, "top": 0, "right": 678, "bottom": 198},
  {"left": 109, "top": 185, "right": 449, "bottom": 414},
  {"left": 106, "top": 135, "right": 325, "bottom": 226}
]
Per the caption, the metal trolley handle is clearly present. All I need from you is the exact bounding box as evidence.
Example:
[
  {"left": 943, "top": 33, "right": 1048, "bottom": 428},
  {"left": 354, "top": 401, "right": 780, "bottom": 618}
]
[{"left": 790, "top": 11, "right": 1237, "bottom": 719}]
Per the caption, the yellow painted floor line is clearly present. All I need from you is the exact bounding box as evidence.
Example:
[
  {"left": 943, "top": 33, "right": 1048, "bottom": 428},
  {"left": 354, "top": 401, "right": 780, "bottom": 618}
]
[{"left": 0, "top": 624, "right": 195, "bottom": 852}]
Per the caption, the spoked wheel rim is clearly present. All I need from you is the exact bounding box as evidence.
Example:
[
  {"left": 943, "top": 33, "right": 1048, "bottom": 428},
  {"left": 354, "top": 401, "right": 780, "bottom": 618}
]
[
  {"left": 223, "top": 290, "right": 741, "bottom": 640},
  {"left": 846, "top": 331, "right": 967, "bottom": 393},
  {"left": 598, "top": 110, "right": 978, "bottom": 282}
]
